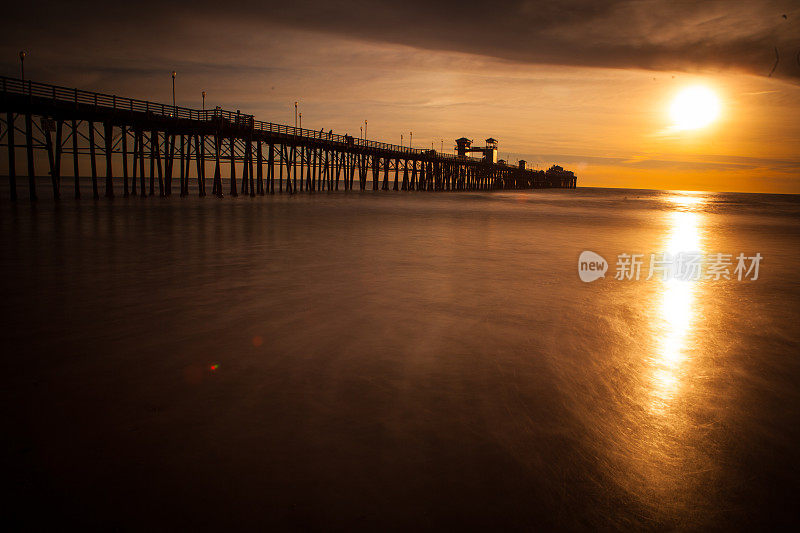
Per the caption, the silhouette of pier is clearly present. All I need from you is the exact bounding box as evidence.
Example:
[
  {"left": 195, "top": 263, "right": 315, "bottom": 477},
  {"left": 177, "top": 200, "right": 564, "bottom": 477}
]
[{"left": 0, "top": 76, "right": 577, "bottom": 201}]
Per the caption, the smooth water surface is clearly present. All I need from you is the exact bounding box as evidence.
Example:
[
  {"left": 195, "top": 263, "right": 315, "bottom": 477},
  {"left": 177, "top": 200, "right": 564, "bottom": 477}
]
[{"left": 3, "top": 187, "right": 800, "bottom": 529}]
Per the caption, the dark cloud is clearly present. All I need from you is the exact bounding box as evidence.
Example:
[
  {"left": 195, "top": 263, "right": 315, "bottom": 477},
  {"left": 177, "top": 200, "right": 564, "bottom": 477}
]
[{"left": 3, "top": 0, "right": 800, "bottom": 81}]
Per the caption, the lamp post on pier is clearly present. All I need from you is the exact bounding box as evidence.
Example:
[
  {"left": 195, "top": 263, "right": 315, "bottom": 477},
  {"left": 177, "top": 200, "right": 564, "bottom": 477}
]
[
  {"left": 201, "top": 91, "right": 206, "bottom": 111},
  {"left": 294, "top": 102, "right": 298, "bottom": 129},
  {"left": 299, "top": 112, "right": 302, "bottom": 130},
  {"left": 364, "top": 120, "right": 367, "bottom": 139},
  {"left": 19, "top": 50, "right": 26, "bottom": 81},
  {"left": 171, "top": 71, "right": 177, "bottom": 116},
  {"left": 409, "top": 132, "right": 412, "bottom": 149}
]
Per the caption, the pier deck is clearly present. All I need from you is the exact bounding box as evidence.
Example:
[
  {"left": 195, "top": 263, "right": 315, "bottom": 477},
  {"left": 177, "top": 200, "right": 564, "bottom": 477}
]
[{"left": 0, "top": 76, "right": 577, "bottom": 201}]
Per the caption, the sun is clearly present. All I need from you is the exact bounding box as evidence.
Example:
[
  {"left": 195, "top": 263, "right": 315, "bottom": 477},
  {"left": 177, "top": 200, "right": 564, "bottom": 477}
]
[{"left": 669, "top": 86, "right": 721, "bottom": 131}]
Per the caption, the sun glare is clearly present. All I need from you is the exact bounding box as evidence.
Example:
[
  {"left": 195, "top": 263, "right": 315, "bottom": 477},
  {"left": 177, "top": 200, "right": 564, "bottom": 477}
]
[{"left": 669, "top": 86, "right": 720, "bottom": 131}]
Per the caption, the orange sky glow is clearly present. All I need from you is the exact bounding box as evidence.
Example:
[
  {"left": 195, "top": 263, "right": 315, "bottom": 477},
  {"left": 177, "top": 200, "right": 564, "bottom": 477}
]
[{"left": 2, "top": 7, "right": 799, "bottom": 194}]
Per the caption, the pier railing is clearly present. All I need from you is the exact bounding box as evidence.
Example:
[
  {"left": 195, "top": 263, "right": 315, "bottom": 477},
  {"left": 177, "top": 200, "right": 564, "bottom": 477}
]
[{"left": 1, "top": 75, "right": 476, "bottom": 162}]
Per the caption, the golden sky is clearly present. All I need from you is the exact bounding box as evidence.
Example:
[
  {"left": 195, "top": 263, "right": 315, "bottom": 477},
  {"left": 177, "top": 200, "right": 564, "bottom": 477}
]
[{"left": 3, "top": 1, "right": 799, "bottom": 193}]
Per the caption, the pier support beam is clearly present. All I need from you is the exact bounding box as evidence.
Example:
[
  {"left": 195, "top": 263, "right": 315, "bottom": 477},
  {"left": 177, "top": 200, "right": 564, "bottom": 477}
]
[
  {"left": 89, "top": 121, "right": 98, "bottom": 199},
  {"left": 104, "top": 122, "right": 114, "bottom": 198},
  {"left": 213, "top": 135, "right": 222, "bottom": 197},
  {"left": 196, "top": 135, "right": 206, "bottom": 197},
  {"left": 25, "top": 113, "right": 36, "bottom": 201},
  {"left": 242, "top": 140, "right": 250, "bottom": 195},
  {"left": 72, "top": 120, "right": 80, "bottom": 198},
  {"left": 148, "top": 130, "right": 155, "bottom": 196},
  {"left": 165, "top": 133, "right": 175, "bottom": 196},
  {"left": 229, "top": 137, "right": 237, "bottom": 197},
  {"left": 122, "top": 126, "right": 129, "bottom": 197},
  {"left": 6, "top": 112, "right": 16, "bottom": 202},
  {"left": 256, "top": 141, "right": 264, "bottom": 195},
  {"left": 138, "top": 129, "right": 146, "bottom": 197},
  {"left": 268, "top": 143, "right": 275, "bottom": 194}
]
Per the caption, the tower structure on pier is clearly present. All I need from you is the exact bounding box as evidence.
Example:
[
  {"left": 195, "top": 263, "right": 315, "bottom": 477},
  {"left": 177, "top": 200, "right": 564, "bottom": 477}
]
[{"left": 455, "top": 137, "right": 498, "bottom": 163}]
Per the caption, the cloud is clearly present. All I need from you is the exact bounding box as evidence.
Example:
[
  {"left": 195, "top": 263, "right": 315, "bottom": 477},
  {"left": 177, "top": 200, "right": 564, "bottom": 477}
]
[
  {"left": 527, "top": 152, "right": 800, "bottom": 173},
  {"left": 3, "top": 1, "right": 800, "bottom": 82}
]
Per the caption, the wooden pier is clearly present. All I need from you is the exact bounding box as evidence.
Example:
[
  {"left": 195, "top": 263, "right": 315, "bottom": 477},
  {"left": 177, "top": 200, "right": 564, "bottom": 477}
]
[{"left": 0, "top": 76, "right": 577, "bottom": 202}]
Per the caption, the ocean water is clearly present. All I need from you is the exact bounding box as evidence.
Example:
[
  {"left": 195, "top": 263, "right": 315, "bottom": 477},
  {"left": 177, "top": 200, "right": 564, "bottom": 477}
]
[{"left": 2, "top": 187, "right": 800, "bottom": 529}]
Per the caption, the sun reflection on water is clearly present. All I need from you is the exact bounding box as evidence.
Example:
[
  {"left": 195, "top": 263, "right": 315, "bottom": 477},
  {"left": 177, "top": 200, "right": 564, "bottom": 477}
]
[
  {"left": 665, "top": 194, "right": 705, "bottom": 208},
  {"left": 597, "top": 193, "right": 717, "bottom": 520},
  {"left": 649, "top": 202, "right": 704, "bottom": 413}
]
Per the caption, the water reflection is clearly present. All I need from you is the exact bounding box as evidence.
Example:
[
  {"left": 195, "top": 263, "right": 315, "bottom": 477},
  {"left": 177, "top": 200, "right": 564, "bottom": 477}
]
[
  {"left": 665, "top": 194, "right": 705, "bottom": 208},
  {"left": 614, "top": 194, "right": 710, "bottom": 519},
  {"left": 649, "top": 206, "right": 703, "bottom": 413}
]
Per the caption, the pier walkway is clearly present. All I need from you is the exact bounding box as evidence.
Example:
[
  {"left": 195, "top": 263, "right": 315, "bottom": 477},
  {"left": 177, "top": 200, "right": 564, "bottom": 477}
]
[{"left": 0, "top": 76, "right": 577, "bottom": 201}]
